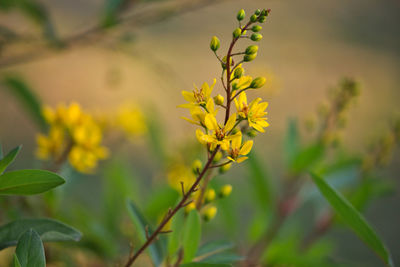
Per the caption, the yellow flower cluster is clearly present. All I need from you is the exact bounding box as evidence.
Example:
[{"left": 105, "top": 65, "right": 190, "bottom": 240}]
[
  {"left": 116, "top": 103, "right": 147, "bottom": 139},
  {"left": 36, "top": 103, "right": 108, "bottom": 173}
]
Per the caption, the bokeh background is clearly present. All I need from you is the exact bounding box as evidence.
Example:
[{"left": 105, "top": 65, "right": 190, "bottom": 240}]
[{"left": 0, "top": 0, "right": 399, "bottom": 266}]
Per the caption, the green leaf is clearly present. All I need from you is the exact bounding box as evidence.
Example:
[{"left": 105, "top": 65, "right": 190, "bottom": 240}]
[
  {"left": 195, "top": 240, "right": 234, "bottom": 259},
  {"left": 0, "top": 218, "right": 82, "bottom": 250},
  {"left": 247, "top": 151, "right": 273, "bottom": 210},
  {"left": 290, "top": 144, "right": 324, "bottom": 174},
  {"left": 13, "top": 254, "right": 22, "bottom": 267},
  {"left": 101, "top": 0, "right": 127, "bottom": 28},
  {"left": 15, "top": 229, "right": 45, "bottom": 267},
  {"left": 126, "top": 199, "right": 164, "bottom": 267},
  {"left": 182, "top": 210, "right": 201, "bottom": 263},
  {"left": 284, "top": 118, "right": 300, "bottom": 165},
  {"left": 199, "top": 252, "right": 243, "bottom": 264},
  {"left": 310, "top": 173, "right": 393, "bottom": 267},
  {"left": 181, "top": 263, "right": 231, "bottom": 267},
  {"left": 2, "top": 76, "right": 47, "bottom": 131},
  {"left": 0, "top": 169, "right": 65, "bottom": 195},
  {"left": 145, "top": 186, "right": 179, "bottom": 220},
  {"left": 0, "top": 145, "right": 22, "bottom": 174},
  {"left": 167, "top": 209, "right": 184, "bottom": 256}
]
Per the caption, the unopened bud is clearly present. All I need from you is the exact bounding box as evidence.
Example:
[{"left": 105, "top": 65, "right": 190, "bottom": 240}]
[
  {"left": 245, "top": 45, "right": 258, "bottom": 55},
  {"left": 219, "top": 184, "right": 232, "bottom": 198},
  {"left": 255, "top": 9, "right": 261, "bottom": 15},
  {"left": 192, "top": 159, "right": 202, "bottom": 174},
  {"left": 233, "top": 28, "right": 242, "bottom": 38},
  {"left": 251, "top": 33, "right": 263, "bottom": 41},
  {"left": 237, "top": 9, "right": 245, "bottom": 21},
  {"left": 203, "top": 206, "right": 217, "bottom": 221},
  {"left": 250, "top": 77, "right": 266, "bottom": 89},
  {"left": 205, "top": 189, "right": 216, "bottom": 203},
  {"left": 213, "top": 151, "right": 223, "bottom": 163},
  {"left": 244, "top": 53, "right": 257, "bottom": 62},
  {"left": 210, "top": 36, "right": 220, "bottom": 52},
  {"left": 250, "top": 14, "right": 258, "bottom": 22},
  {"left": 221, "top": 56, "right": 233, "bottom": 69},
  {"left": 258, "top": 16, "right": 266, "bottom": 23},
  {"left": 252, "top": 25, "right": 262, "bottom": 32},
  {"left": 247, "top": 129, "right": 258, "bottom": 137},
  {"left": 219, "top": 163, "right": 232, "bottom": 174},
  {"left": 234, "top": 66, "right": 244, "bottom": 78},
  {"left": 261, "top": 9, "right": 270, "bottom": 16},
  {"left": 214, "top": 94, "right": 224, "bottom": 105},
  {"left": 185, "top": 202, "right": 196, "bottom": 214}
]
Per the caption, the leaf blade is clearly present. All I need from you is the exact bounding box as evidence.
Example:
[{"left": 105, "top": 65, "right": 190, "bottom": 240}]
[
  {"left": 15, "top": 229, "right": 45, "bottom": 267},
  {"left": 182, "top": 210, "right": 201, "bottom": 263},
  {"left": 310, "top": 173, "right": 393, "bottom": 266},
  {"left": 0, "top": 145, "right": 22, "bottom": 174}
]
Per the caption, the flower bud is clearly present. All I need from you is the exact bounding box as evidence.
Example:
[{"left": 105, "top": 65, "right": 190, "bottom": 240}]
[
  {"left": 247, "top": 129, "right": 258, "bottom": 137},
  {"left": 210, "top": 36, "right": 220, "bottom": 52},
  {"left": 233, "top": 28, "right": 242, "bottom": 38},
  {"left": 213, "top": 151, "right": 223, "bottom": 163},
  {"left": 203, "top": 206, "right": 217, "bottom": 221},
  {"left": 219, "top": 184, "right": 232, "bottom": 198},
  {"left": 251, "top": 33, "right": 263, "bottom": 41},
  {"left": 185, "top": 202, "right": 196, "bottom": 214},
  {"left": 219, "top": 163, "right": 232, "bottom": 174},
  {"left": 250, "top": 77, "right": 266, "bottom": 89},
  {"left": 214, "top": 94, "right": 224, "bottom": 105},
  {"left": 255, "top": 9, "right": 261, "bottom": 15},
  {"left": 234, "top": 66, "right": 244, "bottom": 78},
  {"left": 237, "top": 9, "right": 245, "bottom": 21},
  {"left": 261, "top": 9, "right": 271, "bottom": 16},
  {"left": 250, "top": 14, "right": 258, "bottom": 22},
  {"left": 252, "top": 25, "right": 262, "bottom": 32},
  {"left": 192, "top": 159, "right": 202, "bottom": 174},
  {"left": 245, "top": 45, "right": 258, "bottom": 55},
  {"left": 205, "top": 188, "right": 216, "bottom": 203},
  {"left": 258, "top": 16, "right": 266, "bottom": 23},
  {"left": 244, "top": 53, "right": 257, "bottom": 62},
  {"left": 221, "top": 56, "right": 233, "bottom": 69}
]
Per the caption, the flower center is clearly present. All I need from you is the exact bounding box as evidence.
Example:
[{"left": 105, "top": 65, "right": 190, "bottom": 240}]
[
  {"left": 230, "top": 148, "right": 240, "bottom": 159},
  {"left": 215, "top": 128, "right": 225, "bottom": 141},
  {"left": 193, "top": 88, "right": 205, "bottom": 103}
]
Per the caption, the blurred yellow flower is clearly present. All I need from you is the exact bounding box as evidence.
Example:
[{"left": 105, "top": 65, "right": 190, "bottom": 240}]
[
  {"left": 116, "top": 104, "right": 147, "bottom": 138},
  {"left": 36, "top": 103, "right": 108, "bottom": 174},
  {"left": 234, "top": 92, "right": 269, "bottom": 132},
  {"left": 167, "top": 163, "right": 196, "bottom": 193}
]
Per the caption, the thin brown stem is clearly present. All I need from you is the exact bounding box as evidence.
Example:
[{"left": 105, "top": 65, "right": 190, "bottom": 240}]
[{"left": 195, "top": 169, "right": 214, "bottom": 209}]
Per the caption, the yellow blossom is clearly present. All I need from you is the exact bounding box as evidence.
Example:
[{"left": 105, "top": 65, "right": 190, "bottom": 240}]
[
  {"left": 179, "top": 79, "right": 217, "bottom": 109},
  {"left": 116, "top": 104, "right": 147, "bottom": 137},
  {"left": 182, "top": 98, "right": 217, "bottom": 126},
  {"left": 227, "top": 133, "right": 253, "bottom": 163},
  {"left": 196, "top": 113, "right": 240, "bottom": 151},
  {"left": 232, "top": 76, "right": 252, "bottom": 91},
  {"left": 234, "top": 92, "right": 269, "bottom": 132}
]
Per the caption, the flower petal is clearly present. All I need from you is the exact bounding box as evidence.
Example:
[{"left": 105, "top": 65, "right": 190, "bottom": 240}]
[
  {"left": 239, "top": 140, "right": 253, "bottom": 155},
  {"left": 224, "top": 113, "right": 237, "bottom": 132}
]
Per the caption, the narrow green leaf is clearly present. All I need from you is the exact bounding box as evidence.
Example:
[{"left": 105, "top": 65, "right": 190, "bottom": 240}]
[
  {"left": 247, "top": 151, "right": 273, "bottom": 209},
  {"left": 0, "top": 145, "right": 22, "bottom": 174},
  {"left": 0, "top": 169, "right": 65, "bottom": 195},
  {"left": 310, "top": 173, "right": 393, "bottom": 267},
  {"left": 284, "top": 118, "right": 300, "bottom": 165},
  {"left": 126, "top": 199, "right": 164, "bottom": 267},
  {"left": 15, "top": 229, "right": 45, "bottom": 267},
  {"left": 199, "top": 252, "right": 243, "bottom": 264},
  {"left": 167, "top": 209, "right": 184, "bottom": 256},
  {"left": 2, "top": 76, "right": 47, "bottom": 131},
  {"left": 13, "top": 254, "right": 22, "bottom": 267},
  {"left": 145, "top": 186, "right": 179, "bottom": 220},
  {"left": 0, "top": 218, "right": 82, "bottom": 250},
  {"left": 194, "top": 241, "right": 234, "bottom": 262},
  {"left": 181, "top": 263, "right": 231, "bottom": 267},
  {"left": 182, "top": 210, "right": 201, "bottom": 263}
]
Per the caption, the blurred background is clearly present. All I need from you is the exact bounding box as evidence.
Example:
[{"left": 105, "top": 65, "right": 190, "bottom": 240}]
[{"left": 0, "top": 0, "right": 399, "bottom": 266}]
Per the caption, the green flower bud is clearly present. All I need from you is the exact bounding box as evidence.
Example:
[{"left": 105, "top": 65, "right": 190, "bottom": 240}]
[
  {"left": 203, "top": 206, "right": 217, "bottom": 222},
  {"left": 231, "top": 128, "right": 239, "bottom": 135},
  {"left": 233, "top": 28, "right": 242, "bottom": 38},
  {"left": 205, "top": 189, "right": 216, "bottom": 203},
  {"left": 244, "top": 53, "right": 257, "bottom": 62},
  {"left": 210, "top": 36, "right": 220, "bottom": 52},
  {"left": 252, "top": 25, "right": 262, "bottom": 32},
  {"left": 250, "top": 77, "right": 266, "bottom": 89},
  {"left": 214, "top": 94, "right": 224, "bottom": 105},
  {"left": 192, "top": 159, "right": 202, "bottom": 174},
  {"left": 251, "top": 33, "right": 263, "bottom": 41},
  {"left": 258, "top": 16, "right": 266, "bottom": 23},
  {"left": 245, "top": 45, "right": 258, "bottom": 55},
  {"left": 261, "top": 9, "right": 271, "bottom": 16},
  {"left": 247, "top": 129, "right": 258, "bottom": 137},
  {"left": 250, "top": 14, "right": 258, "bottom": 22},
  {"left": 219, "top": 184, "right": 232, "bottom": 198},
  {"left": 255, "top": 9, "right": 261, "bottom": 15},
  {"left": 237, "top": 9, "right": 245, "bottom": 21},
  {"left": 234, "top": 66, "right": 244, "bottom": 78},
  {"left": 219, "top": 163, "right": 232, "bottom": 174},
  {"left": 221, "top": 56, "right": 233, "bottom": 69},
  {"left": 213, "top": 151, "right": 223, "bottom": 163}
]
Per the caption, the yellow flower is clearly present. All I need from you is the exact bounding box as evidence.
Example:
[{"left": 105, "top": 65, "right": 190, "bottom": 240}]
[
  {"left": 232, "top": 76, "right": 252, "bottom": 91},
  {"left": 234, "top": 92, "right": 269, "bottom": 132},
  {"left": 227, "top": 133, "right": 253, "bottom": 163},
  {"left": 167, "top": 163, "right": 196, "bottom": 193},
  {"left": 116, "top": 104, "right": 147, "bottom": 137},
  {"left": 182, "top": 98, "right": 217, "bottom": 126},
  {"left": 196, "top": 113, "right": 239, "bottom": 151},
  {"left": 179, "top": 79, "right": 216, "bottom": 109},
  {"left": 35, "top": 126, "right": 66, "bottom": 160}
]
